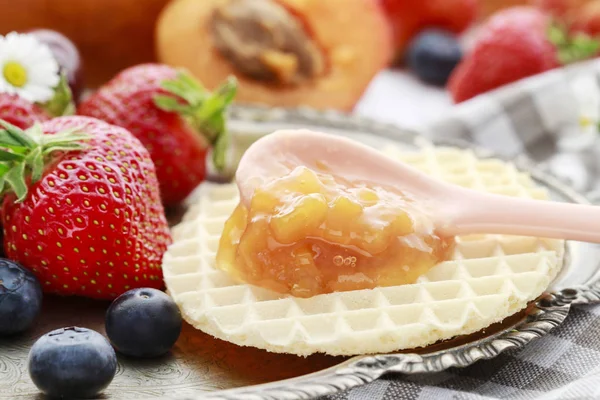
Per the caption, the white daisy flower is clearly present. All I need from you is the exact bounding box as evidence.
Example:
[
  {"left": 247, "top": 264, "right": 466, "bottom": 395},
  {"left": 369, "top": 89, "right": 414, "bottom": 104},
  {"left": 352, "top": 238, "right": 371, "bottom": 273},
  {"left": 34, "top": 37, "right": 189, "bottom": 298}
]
[
  {"left": 0, "top": 32, "right": 60, "bottom": 103},
  {"left": 557, "top": 74, "right": 600, "bottom": 152},
  {"left": 571, "top": 74, "right": 600, "bottom": 136}
]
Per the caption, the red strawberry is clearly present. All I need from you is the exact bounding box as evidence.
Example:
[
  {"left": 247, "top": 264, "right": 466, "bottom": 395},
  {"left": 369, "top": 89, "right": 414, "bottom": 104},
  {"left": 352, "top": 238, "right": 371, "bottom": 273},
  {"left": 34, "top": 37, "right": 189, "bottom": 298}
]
[
  {"left": 533, "top": 0, "right": 591, "bottom": 23},
  {"left": 78, "top": 63, "right": 237, "bottom": 207},
  {"left": 449, "top": 6, "right": 599, "bottom": 103},
  {"left": 571, "top": 1, "right": 600, "bottom": 37},
  {"left": 0, "top": 74, "right": 75, "bottom": 130},
  {"left": 0, "top": 116, "right": 172, "bottom": 300},
  {"left": 0, "top": 94, "right": 50, "bottom": 129}
]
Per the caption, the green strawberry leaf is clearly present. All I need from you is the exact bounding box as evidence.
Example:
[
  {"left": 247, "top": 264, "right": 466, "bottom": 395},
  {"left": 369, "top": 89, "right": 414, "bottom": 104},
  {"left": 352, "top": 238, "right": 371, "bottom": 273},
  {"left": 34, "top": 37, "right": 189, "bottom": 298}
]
[
  {"left": 31, "top": 151, "right": 44, "bottom": 183},
  {"left": 41, "top": 73, "right": 76, "bottom": 117},
  {"left": 548, "top": 24, "right": 569, "bottom": 47},
  {"left": 548, "top": 22, "right": 600, "bottom": 65},
  {"left": 153, "top": 70, "right": 238, "bottom": 172},
  {"left": 40, "top": 129, "right": 91, "bottom": 148},
  {"left": 40, "top": 143, "right": 87, "bottom": 155},
  {"left": 0, "top": 120, "right": 37, "bottom": 148},
  {"left": 0, "top": 130, "right": 27, "bottom": 149},
  {"left": 0, "top": 120, "right": 91, "bottom": 203},
  {"left": 212, "top": 125, "right": 229, "bottom": 173},
  {"left": 27, "top": 147, "right": 44, "bottom": 183},
  {"left": 153, "top": 95, "right": 192, "bottom": 115},
  {"left": 160, "top": 73, "right": 206, "bottom": 106},
  {"left": 0, "top": 150, "right": 25, "bottom": 162},
  {"left": 4, "top": 162, "right": 27, "bottom": 202}
]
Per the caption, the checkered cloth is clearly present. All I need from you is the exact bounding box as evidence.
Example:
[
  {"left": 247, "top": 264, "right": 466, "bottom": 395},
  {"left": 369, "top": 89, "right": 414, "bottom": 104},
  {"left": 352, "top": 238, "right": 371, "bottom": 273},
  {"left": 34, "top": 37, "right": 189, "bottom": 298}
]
[{"left": 320, "top": 59, "right": 600, "bottom": 400}]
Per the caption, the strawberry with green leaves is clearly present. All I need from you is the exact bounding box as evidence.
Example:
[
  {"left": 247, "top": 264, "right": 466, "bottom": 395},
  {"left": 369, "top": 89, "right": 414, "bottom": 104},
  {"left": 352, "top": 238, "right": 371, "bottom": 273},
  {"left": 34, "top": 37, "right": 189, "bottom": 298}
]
[
  {"left": 0, "top": 116, "right": 171, "bottom": 300},
  {"left": 78, "top": 64, "right": 237, "bottom": 207},
  {"left": 449, "top": 6, "right": 600, "bottom": 103}
]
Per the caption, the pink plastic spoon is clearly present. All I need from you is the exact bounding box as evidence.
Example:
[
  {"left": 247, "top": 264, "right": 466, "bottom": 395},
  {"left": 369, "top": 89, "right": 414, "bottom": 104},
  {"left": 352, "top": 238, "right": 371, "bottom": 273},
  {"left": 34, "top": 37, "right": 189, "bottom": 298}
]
[{"left": 236, "top": 129, "right": 600, "bottom": 243}]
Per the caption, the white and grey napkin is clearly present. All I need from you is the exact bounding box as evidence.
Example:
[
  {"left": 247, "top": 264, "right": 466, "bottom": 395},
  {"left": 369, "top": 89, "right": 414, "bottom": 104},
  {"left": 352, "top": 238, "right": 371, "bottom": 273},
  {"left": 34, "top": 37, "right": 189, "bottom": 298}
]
[{"left": 321, "top": 58, "right": 600, "bottom": 400}]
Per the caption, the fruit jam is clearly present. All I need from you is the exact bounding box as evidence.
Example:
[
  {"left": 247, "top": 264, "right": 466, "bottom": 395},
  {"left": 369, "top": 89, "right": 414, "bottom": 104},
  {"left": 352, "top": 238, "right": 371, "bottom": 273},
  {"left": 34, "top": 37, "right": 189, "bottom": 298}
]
[{"left": 216, "top": 166, "right": 455, "bottom": 298}]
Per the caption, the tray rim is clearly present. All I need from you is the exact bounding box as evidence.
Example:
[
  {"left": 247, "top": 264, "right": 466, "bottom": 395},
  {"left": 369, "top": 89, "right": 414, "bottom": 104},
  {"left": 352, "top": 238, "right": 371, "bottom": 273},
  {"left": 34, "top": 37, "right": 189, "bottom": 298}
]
[{"left": 163, "top": 104, "right": 600, "bottom": 400}]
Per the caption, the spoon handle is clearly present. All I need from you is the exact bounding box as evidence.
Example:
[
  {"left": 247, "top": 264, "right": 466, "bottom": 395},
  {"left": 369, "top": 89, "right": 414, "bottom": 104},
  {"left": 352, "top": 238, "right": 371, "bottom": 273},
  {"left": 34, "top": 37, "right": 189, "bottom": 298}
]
[{"left": 447, "top": 190, "right": 600, "bottom": 243}]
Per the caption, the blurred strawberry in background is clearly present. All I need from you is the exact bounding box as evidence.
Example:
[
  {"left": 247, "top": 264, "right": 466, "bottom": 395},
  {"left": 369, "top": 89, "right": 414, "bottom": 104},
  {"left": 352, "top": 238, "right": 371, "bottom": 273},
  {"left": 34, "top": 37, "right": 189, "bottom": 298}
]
[
  {"left": 380, "top": 0, "right": 478, "bottom": 59},
  {"left": 449, "top": 5, "right": 600, "bottom": 103},
  {"left": 533, "top": 0, "right": 590, "bottom": 21},
  {"left": 530, "top": 0, "right": 600, "bottom": 39},
  {"left": 571, "top": 1, "right": 600, "bottom": 36},
  {"left": 449, "top": 7, "right": 559, "bottom": 102},
  {"left": 1, "top": 0, "right": 600, "bottom": 111}
]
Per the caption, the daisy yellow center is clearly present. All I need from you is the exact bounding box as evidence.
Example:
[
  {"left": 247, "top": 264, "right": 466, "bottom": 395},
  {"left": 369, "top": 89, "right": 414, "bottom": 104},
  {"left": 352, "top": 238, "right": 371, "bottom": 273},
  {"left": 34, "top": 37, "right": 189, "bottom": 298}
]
[
  {"left": 3, "top": 61, "right": 28, "bottom": 88},
  {"left": 580, "top": 115, "right": 593, "bottom": 128}
]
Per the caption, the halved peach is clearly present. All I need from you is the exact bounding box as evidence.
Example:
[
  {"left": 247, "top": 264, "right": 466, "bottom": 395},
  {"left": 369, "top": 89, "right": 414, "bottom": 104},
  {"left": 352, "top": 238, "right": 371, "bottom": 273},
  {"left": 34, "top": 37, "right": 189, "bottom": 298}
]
[{"left": 156, "top": 0, "right": 393, "bottom": 111}]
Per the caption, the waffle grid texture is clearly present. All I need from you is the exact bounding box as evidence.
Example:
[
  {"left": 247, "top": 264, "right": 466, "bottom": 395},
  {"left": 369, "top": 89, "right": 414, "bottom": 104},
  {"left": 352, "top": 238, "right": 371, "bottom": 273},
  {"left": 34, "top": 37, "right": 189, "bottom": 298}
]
[{"left": 162, "top": 145, "right": 564, "bottom": 356}]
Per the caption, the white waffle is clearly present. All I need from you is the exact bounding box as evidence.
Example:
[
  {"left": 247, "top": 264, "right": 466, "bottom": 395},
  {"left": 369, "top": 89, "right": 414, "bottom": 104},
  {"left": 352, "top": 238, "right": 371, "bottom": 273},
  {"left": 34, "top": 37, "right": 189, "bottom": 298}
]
[{"left": 162, "top": 145, "right": 564, "bottom": 356}]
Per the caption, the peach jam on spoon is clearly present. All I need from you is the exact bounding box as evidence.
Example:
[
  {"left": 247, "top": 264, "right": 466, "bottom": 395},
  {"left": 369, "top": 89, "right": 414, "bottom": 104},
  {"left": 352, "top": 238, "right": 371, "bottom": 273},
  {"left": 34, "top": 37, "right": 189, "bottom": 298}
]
[{"left": 216, "top": 130, "right": 455, "bottom": 298}]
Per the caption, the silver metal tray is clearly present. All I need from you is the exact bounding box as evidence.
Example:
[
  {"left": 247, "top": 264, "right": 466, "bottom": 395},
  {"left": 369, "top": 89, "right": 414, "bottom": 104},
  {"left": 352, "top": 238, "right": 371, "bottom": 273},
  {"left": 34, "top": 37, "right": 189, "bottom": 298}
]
[{"left": 2, "top": 105, "right": 600, "bottom": 400}]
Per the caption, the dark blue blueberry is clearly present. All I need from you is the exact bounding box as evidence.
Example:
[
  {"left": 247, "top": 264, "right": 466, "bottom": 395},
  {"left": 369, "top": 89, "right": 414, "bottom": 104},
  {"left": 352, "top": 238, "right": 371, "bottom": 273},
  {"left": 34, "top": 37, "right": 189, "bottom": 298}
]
[
  {"left": 406, "top": 29, "right": 463, "bottom": 86},
  {"left": 0, "top": 258, "right": 42, "bottom": 336},
  {"left": 28, "top": 327, "right": 117, "bottom": 399},
  {"left": 105, "top": 288, "right": 182, "bottom": 358}
]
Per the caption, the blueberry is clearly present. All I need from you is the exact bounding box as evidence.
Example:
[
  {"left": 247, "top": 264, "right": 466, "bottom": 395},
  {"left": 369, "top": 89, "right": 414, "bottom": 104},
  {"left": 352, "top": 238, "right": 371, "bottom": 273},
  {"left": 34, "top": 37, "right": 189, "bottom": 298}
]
[
  {"left": 105, "top": 288, "right": 182, "bottom": 358},
  {"left": 28, "top": 327, "right": 117, "bottom": 399},
  {"left": 406, "top": 29, "right": 463, "bottom": 86},
  {"left": 0, "top": 259, "right": 42, "bottom": 336}
]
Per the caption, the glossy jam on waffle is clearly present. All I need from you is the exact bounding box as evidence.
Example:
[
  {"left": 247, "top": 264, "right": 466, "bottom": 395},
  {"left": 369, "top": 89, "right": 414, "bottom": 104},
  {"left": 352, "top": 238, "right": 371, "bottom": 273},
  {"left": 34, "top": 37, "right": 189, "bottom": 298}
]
[
  {"left": 216, "top": 166, "right": 454, "bottom": 297},
  {"left": 163, "top": 145, "right": 564, "bottom": 356}
]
